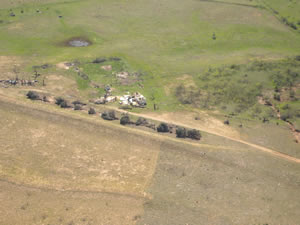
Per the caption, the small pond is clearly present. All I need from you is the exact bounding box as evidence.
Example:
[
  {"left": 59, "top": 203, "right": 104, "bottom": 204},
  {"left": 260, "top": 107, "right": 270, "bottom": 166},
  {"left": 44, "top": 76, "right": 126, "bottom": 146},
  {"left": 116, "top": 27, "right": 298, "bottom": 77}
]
[{"left": 68, "top": 39, "right": 90, "bottom": 47}]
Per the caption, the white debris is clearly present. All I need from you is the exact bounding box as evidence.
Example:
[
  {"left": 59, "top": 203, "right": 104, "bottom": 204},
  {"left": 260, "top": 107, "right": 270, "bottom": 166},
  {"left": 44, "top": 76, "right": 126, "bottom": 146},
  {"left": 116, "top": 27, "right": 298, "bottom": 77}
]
[{"left": 119, "top": 92, "right": 147, "bottom": 108}]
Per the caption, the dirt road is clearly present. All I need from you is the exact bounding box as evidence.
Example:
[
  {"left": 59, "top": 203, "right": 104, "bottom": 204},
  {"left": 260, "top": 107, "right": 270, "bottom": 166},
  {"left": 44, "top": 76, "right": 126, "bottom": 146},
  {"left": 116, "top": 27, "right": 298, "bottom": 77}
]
[{"left": 119, "top": 109, "right": 300, "bottom": 164}]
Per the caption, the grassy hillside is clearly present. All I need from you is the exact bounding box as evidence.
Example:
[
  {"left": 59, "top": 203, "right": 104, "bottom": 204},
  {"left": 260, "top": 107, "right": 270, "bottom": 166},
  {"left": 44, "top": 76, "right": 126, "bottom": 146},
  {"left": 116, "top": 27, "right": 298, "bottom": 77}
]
[{"left": 0, "top": 0, "right": 299, "bottom": 113}]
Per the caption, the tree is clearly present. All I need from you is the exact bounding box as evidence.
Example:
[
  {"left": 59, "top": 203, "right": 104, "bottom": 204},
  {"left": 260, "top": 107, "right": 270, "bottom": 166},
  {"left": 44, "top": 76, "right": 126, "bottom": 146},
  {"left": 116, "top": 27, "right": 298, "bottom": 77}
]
[
  {"left": 55, "top": 97, "right": 65, "bottom": 106},
  {"left": 26, "top": 91, "right": 41, "bottom": 100},
  {"left": 157, "top": 123, "right": 169, "bottom": 132},
  {"left": 187, "top": 129, "right": 201, "bottom": 140},
  {"left": 176, "top": 127, "right": 187, "bottom": 138},
  {"left": 212, "top": 32, "right": 216, "bottom": 40},
  {"left": 120, "top": 115, "right": 131, "bottom": 125}
]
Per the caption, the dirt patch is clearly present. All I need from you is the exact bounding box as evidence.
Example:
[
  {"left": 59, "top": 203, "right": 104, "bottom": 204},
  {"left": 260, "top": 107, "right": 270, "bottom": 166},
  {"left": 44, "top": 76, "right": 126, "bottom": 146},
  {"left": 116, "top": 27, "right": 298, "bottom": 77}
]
[
  {"left": 101, "top": 65, "right": 112, "bottom": 71},
  {"left": 56, "top": 62, "right": 70, "bottom": 70}
]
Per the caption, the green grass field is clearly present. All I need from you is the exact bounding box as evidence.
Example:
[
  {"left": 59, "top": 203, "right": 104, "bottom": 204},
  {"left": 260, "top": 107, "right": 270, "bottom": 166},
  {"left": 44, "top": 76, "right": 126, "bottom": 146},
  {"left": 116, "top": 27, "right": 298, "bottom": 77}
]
[{"left": 1, "top": 0, "right": 299, "bottom": 112}]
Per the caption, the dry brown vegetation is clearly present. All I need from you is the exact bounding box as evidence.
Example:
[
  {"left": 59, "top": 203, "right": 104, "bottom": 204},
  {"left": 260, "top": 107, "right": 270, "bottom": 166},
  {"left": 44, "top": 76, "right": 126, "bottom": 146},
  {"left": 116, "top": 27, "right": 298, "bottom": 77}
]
[{"left": 0, "top": 95, "right": 300, "bottom": 225}]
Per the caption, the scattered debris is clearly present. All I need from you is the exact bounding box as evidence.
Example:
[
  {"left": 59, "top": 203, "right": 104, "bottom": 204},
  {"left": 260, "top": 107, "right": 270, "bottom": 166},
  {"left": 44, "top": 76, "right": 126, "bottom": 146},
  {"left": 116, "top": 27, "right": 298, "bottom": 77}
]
[
  {"left": 116, "top": 72, "right": 129, "bottom": 79},
  {"left": 94, "top": 97, "right": 106, "bottom": 104},
  {"left": 0, "top": 79, "right": 38, "bottom": 86},
  {"left": 119, "top": 92, "right": 146, "bottom": 108},
  {"left": 101, "top": 65, "right": 112, "bottom": 71},
  {"left": 105, "top": 96, "right": 117, "bottom": 103},
  {"left": 105, "top": 85, "right": 112, "bottom": 96}
]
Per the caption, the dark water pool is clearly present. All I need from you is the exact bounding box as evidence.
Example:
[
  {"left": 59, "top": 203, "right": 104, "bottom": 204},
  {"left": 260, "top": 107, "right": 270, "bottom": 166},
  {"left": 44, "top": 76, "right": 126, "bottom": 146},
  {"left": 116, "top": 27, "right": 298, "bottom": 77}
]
[{"left": 68, "top": 39, "right": 90, "bottom": 47}]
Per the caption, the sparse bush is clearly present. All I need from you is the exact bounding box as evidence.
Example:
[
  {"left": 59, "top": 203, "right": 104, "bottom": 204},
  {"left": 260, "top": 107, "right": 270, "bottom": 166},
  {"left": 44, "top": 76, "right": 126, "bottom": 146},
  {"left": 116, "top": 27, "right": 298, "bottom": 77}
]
[
  {"left": 136, "top": 117, "right": 148, "bottom": 126},
  {"left": 224, "top": 120, "right": 230, "bottom": 125},
  {"left": 26, "top": 91, "right": 41, "bottom": 100},
  {"left": 157, "top": 123, "right": 169, "bottom": 132},
  {"left": 88, "top": 108, "right": 96, "bottom": 114},
  {"left": 176, "top": 127, "right": 187, "bottom": 138},
  {"left": 187, "top": 129, "right": 201, "bottom": 140},
  {"left": 120, "top": 115, "right": 131, "bottom": 125}
]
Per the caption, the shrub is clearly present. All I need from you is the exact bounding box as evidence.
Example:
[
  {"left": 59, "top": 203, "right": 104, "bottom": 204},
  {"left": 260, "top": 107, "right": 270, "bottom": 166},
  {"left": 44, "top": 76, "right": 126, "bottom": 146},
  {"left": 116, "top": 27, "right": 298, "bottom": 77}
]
[
  {"left": 92, "top": 58, "right": 106, "bottom": 64},
  {"left": 280, "top": 112, "right": 290, "bottom": 121},
  {"left": 157, "top": 123, "right": 169, "bottom": 132},
  {"left": 212, "top": 32, "right": 216, "bottom": 40},
  {"left": 224, "top": 120, "right": 230, "bottom": 125},
  {"left": 26, "top": 91, "right": 41, "bottom": 100},
  {"left": 176, "top": 127, "right": 187, "bottom": 138},
  {"left": 273, "top": 93, "right": 281, "bottom": 101},
  {"left": 187, "top": 129, "right": 201, "bottom": 140},
  {"left": 120, "top": 115, "right": 131, "bottom": 125},
  {"left": 55, "top": 97, "right": 71, "bottom": 108},
  {"left": 101, "top": 110, "right": 117, "bottom": 120},
  {"left": 88, "top": 108, "right": 96, "bottom": 114},
  {"left": 136, "top": 117, "right": 148, "bottom": 126}
]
